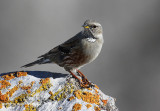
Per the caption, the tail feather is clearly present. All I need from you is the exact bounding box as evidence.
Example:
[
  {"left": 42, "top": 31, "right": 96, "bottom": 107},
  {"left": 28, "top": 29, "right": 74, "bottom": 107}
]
[{"left": 21, "top": 58, "right": 51, "bottom": 68}]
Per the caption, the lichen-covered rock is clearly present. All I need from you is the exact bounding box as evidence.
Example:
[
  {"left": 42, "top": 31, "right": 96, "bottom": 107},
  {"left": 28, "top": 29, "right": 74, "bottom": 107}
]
[{"left": 0, "top": 71, "right": 118, "bottom": 111}]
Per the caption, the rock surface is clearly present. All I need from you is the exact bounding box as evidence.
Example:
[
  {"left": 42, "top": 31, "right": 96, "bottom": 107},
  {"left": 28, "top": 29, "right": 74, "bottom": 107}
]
[{"left": 0, "top": 71, "right": 118, "bottom": 111}]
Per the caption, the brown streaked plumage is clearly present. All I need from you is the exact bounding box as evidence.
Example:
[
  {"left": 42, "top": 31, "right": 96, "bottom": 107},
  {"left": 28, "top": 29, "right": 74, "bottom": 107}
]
[{"left": 22, "top": 19, "right": 104, "bottom": 87}]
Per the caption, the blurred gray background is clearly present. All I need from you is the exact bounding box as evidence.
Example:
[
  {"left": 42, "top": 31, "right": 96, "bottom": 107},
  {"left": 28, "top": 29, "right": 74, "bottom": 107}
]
[{"left": 0, "top": 0, "right": 160, "bottom": 111}]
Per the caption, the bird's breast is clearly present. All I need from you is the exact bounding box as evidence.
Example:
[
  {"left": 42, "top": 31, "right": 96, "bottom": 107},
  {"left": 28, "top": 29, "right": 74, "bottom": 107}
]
[
  {"left": 60, "top": 36, "right": 103, "bottom": 70},
  {"left": 81, "top": 37, "right": 103, "bottom": 64}
]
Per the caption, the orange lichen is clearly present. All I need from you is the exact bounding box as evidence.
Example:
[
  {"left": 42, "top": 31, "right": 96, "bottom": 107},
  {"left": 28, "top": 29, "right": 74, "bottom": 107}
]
[
  {"left": 74, "top": 90, "right": 82, "bottom": 99},
  {"left": 94, "top": 106, "right": 101, "bottom": 111},
  {"left": 95, "top": 89, "right": 98, "bottom": 94},
  {"left": 40, "top": 78, "right": 50, "bottom": 85},
  {"left": 16, "top": 72, "right": 27, "bottom": 77},
  {"left": 21, "top": 81, "right": 35, "bottom": 90},
  {"left": 74, "top": 90, "right": 100, "bottom": 105},
  {"left": 2, "top": 72, "right": 27, "bottom": 80},
  {"left": 24, "top": 104, "right": 28, "bottom": 107},
  {"left": 102, "top": 99, "right": 108, "bottom": 106},
  {"left": 0, "top": 91, "right": 9, "bottom": 103},
  {"left": 31, "top": 81, "right": 35, "bottom": 86},
  {"left": 0, "top": 102, "right": 2, "bottom": 109},
  {"left": 94, "top": 85, "right": 99, "bottom": 89},
  {"left": 21, "top": 86, "right": 31, "bottom": 90},
  {"left": 72, "top": 103, "right": 82, "bottom": 111},
  {"left": 24, "top": 104, "right": 36, "bottom": 111},
  {"left": 6, "top": 85, "right": 19, "bottom": 97},
  {"left": 86, "top": 104, "right": 92, "bottom": 109},
  {"left": 2, "top": 73, "right": 15, "bottom": 80},
  {"left": 68, "top": 96, "right": 75, "bottom": 101},
  {"left": 87, "top": 87, "right": 92, "bottom": 90},
  {"left": 0, "top": 80, "right": 11, "bottom": 90},
  {"left": 27, "top": 90, "right": 31, "bottom": 94},
  {"left": 57, "top": 107, "right": 62, "bottom": 110},
  {"left": 39, "top": 78, "right": 52, "bottom": 91}
]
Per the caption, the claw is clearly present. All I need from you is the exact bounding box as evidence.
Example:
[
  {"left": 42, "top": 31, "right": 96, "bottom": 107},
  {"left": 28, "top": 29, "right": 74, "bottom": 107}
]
[
  {"left": 69, "top": 71, "right": 82, "bottom": 82},
  {"left": 80, "top": 82, "right": 91, "bottom": 88},
  {"left": 69, "top": 70, "right": 92, "bottom": 88},
  {"left": 77, "top": 70, "right": 92, "bottom": 88}
]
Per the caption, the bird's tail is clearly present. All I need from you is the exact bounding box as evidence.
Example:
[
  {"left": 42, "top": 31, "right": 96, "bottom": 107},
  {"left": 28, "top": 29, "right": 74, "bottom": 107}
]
[{"left": 21, "top": 58, "right": 51, "bottom": 68}]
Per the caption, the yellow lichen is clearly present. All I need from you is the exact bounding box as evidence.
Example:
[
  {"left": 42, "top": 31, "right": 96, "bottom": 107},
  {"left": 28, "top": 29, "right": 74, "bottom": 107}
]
[
  {"left": 30, "top": 78, "right": 52, "bottom": 97},
  {"left": 57, "top": 92, "right": 66, "bottom": 101},
  {"left": 24, "top": 104, "right": 36, "bottom": 111},
  {"left": 4, "top": 103, "right": 10, "bottom": 108},
  {"left": 49, "top": 91, "right": 54, "bottom": 96},
  {"left": 72, "top": 103, "right": 82, "bottom": 111},
  {"left": 0, "top": 80, "right": 11, "bottom": 90},
  {"left": 49, "top": 91, "right": 55, "bottom": 101},
  {"left": 49, "top": 90, "right": 64, "bottom": 101},
  {"left": 86, "top": 104, "right": 92, "bottom": 109},
  {"left": 68, "top": 96, "right": 75, "bottom": 101},
  {"left": 6, "top": 85, "right": 19, "bottom": 97},
  {"left": 74, "top": 90, "right": 100, "bottom": 105},
  {"left": 102, "top": 99, "right": 108, "bottom": 106},
  {"left": 19, "top": 80, "right": 23, "bottom": 84},
  {"left": 13, "top": 94, "right": 27, "bottom": 104},
  {"left": 94, "top": 106, "right": 101, "bottom": 111},
  {"left": 49, "top": 83, "right": 74, "bottom": 101}
]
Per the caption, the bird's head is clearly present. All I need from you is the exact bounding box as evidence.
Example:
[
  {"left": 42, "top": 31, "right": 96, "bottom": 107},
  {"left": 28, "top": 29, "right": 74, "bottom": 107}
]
[{"left": 82, "top": 19, "right": 103, "bottom": 39}]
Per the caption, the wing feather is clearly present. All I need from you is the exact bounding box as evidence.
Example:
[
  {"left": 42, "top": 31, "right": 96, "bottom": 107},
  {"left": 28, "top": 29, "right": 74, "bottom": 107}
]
[{"left": 38, "top": 32, "right": 82, "bottom": 58}]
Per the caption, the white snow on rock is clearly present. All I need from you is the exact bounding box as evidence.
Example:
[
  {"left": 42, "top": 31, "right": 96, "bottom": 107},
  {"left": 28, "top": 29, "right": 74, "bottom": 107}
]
[{"left": 0, "top": 71, "right": 118, "bottom": 111}]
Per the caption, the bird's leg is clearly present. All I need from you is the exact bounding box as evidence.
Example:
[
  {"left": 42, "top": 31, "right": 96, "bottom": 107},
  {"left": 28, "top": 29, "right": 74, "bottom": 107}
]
[
  {"left": 69, "top": 71, "right": 82, "bottom": 83},
  {"left": 69, "top": 71, "right": 88, "bottom": 87},
  {"left": 77, "top": 70, "right": 88, "bottom": 82},
  {"left": 77, "top": 70, "right": 91, "bottom": 88}
]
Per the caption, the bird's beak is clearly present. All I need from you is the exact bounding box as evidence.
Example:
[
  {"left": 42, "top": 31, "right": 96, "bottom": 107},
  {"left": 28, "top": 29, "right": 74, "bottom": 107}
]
[
  {"left": 84, "top": 26, "right": 89, "bottom": 29},
  {"left": 82, "top": 25, "right": 89, "bottom": 29}
]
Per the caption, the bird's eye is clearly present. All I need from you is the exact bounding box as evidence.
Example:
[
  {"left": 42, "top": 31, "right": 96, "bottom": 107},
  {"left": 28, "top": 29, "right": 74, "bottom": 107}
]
[{"left": 92, "top": 25, "right": 97, "bottom": 28}]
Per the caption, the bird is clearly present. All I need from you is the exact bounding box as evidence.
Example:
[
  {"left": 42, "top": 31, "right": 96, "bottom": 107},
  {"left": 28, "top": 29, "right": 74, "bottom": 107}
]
[{"left": 22, "top": 19, "right": 104, "bottom": 88}]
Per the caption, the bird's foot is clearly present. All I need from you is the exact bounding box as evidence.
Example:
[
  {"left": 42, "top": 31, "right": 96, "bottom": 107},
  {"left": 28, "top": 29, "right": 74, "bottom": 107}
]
[
  {"left": 76, "top": 70, "right": 92, "bottom": 88},
  {"left": 69, "top": 70, "right": 92, "bottom": 88},
  {"left": 80, "top": 80, "right": 92, "bottom": 88}
]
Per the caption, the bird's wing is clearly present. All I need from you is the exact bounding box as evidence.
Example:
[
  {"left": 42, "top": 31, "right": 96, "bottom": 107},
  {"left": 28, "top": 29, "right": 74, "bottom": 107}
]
[{"left": 38, "top": 32, "right": 82, "bottom": 58}]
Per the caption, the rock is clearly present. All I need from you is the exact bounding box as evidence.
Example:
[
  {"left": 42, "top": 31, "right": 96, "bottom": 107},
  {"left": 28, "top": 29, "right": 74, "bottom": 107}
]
[{"left": 0, "top": 71, "right": 118, "bottom": 111}]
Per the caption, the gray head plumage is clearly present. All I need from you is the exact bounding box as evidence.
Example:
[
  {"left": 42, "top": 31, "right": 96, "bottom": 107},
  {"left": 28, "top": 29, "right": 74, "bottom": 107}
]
[{"left": 82, "top": 19, "right": 103, "bottom": 39}]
